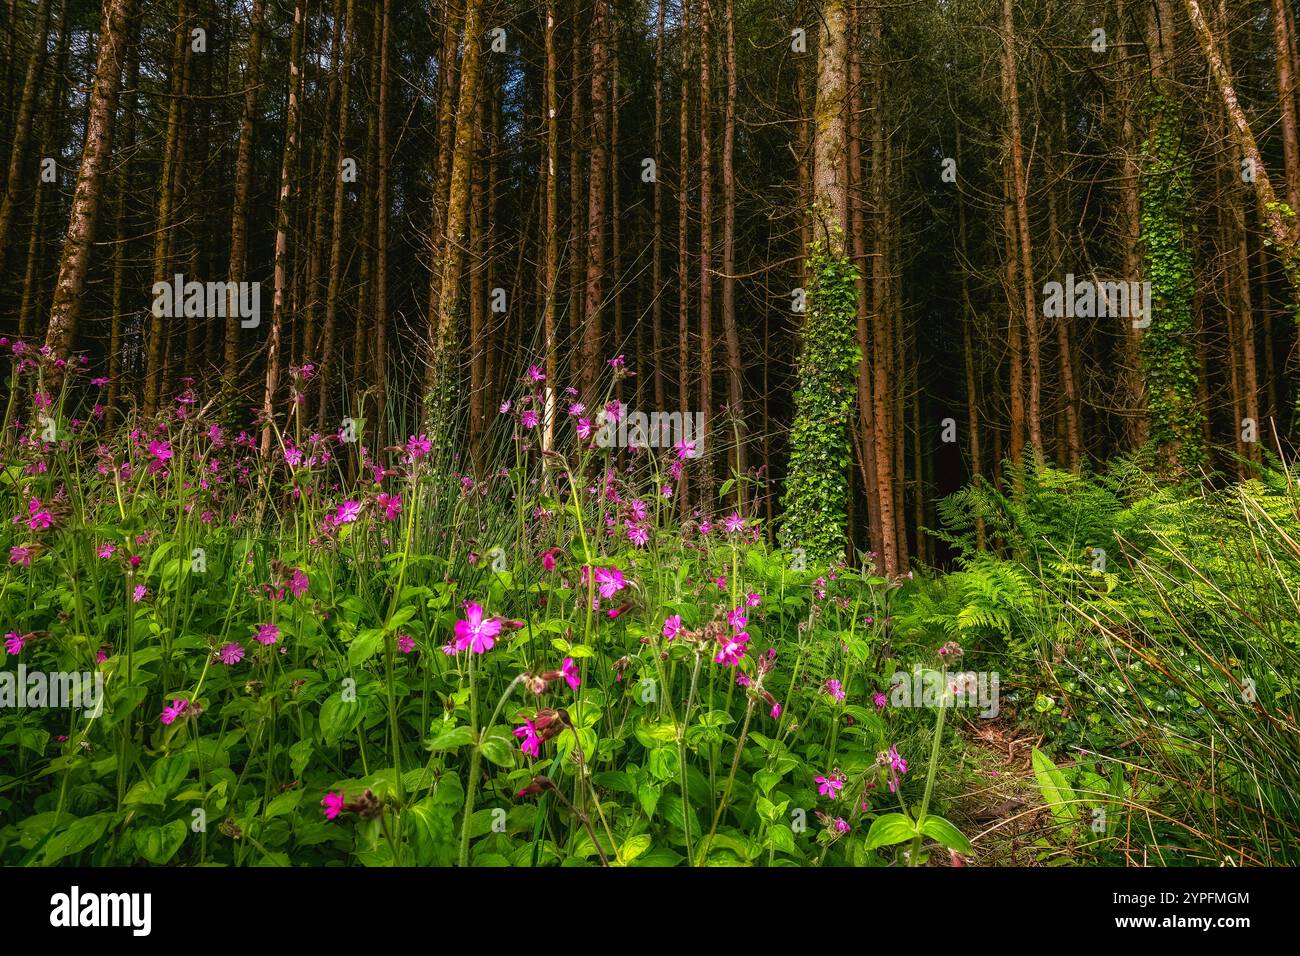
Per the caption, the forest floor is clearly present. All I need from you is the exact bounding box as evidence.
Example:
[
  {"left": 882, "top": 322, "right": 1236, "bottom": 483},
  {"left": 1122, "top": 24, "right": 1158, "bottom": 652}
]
[{"left": 950, "top": 719, "right": 1058, "bottom": 866}]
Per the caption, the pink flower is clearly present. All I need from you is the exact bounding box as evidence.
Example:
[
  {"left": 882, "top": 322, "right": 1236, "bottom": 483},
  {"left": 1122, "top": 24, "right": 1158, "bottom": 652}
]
[
  {"left": 96, "top": 542, "right": 115, "bottom": 559},
  {"left": 626, "top": 524, "right": 649, "bottom": 547},
  {"left": 576, "top": 418, "right": 593, "bottom": 440},
  {"left": 254, "top": 623, "right": 280, "bottom": 646},
  {"left": 521, "top": 409, "right": 540, "bottom": 430},
  {"left": 561, "top": 657, "right": 581, "bottom": 690},
  {"left": 714, "top": 575, "right": 727, "bottom": 590},
  {"left": 815, "top": 774, "right": 845, "bottom": 799},
  {"left": 9, "top": 545, "right": 33, "bottom": 567},
  {"left": 594, "top": 566, "right": 626, "bottom": 599},
  {"left": 290, "top": 568, "right": 310, "bottom": 598},
  {"left": 745, "top": 591, "right": 761, "bottom": 608},
  {"left": 770, "top": 702, "right": 782, "bottom": 719},
  {"left": 873, "top": 691, "right": 888, "bottom": 710},
  {"left": 331, "top": 500, "right": 362, "bottom": 525},
  {"left": 219, "top": 642, "right": 245, "bottom": 665},
  {"left": 527, "top": 363, "right": 546, "bottom": 382},
  {"left": 132, "top": 584, "right": 148, "bottom": 602},
  {"left": 27, "top": 498, "right": 52, "bottom": 531},
  {"left": 397, "top": 634, "right": 415, "bottom": 654},
  {"left": 377, "top": 493, "right": 402, "bottom": 521},
  {"left": 514, "top": 719, "right": 541, "bottom": 758},
  {"left": 540, "top": 547, "right": 561, "bottom": 572},
  {"left": 322, "top": 791, "right": 345, "bottom": 820},
  {"left": 406, "top": 434, "right": 432, "bottom": 460},
  {"left": 454, "top": 602, "right": 502, "bottom": 654},
  {"left": 724, "top": 512, "right": 746, "bottom": 535},
  {"left": 148, "top": 440, "right": 173, "bottom": 462},
  {"left": 662, "top": 614, "right": 682, "bottom": 640},
  {"left": 715, "top": 636, "right": 748, "bottom": 667},
  {"left": 728, "top": 607, "right": 748, "bottom": 631},
  {"left": 889, "top": 745, "right": 908, "bottom": 776},
  {"left": 824, "top": 679, "right": 845, "bottom": 702},
  {"left": 160, "top": 699, "right": 188, "bottom": 725},
  {"left": 4, "top": 632, "right": 27, "bottom": 655}
]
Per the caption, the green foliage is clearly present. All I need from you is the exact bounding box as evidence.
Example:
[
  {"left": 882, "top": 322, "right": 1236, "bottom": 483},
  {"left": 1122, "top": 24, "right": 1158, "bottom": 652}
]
[
  {"left": 1138, "top": 91, "right": 1205, "bottom": 477},
  {"left": 779, "top": 240, "right": 860, "bottom": 564},
  {"left": 0, "top": 361, "right": 969, "bottom": 868},
  {"left": 933, "top": 456, "right": 1300, "bottom": 863}
]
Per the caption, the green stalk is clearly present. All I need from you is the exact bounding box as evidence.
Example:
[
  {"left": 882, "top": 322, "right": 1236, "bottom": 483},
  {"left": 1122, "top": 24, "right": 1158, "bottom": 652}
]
[{"left": 907, "top": 688, "right": 948, "bottom": 866}]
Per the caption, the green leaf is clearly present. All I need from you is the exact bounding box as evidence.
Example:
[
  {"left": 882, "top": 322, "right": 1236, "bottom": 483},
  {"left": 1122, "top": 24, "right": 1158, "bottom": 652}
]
[
  {"left": 918, "top": 815, "right": 973, "bottom": 854},
  {"left": 264, "top": 790, "right": 303, "bottom": 820},
  {"left": 766, "top": 823, "right": 797, "bottom": 855},
  {"left": 865, "top": 813, "right": 917, "bottom": 849},
  {"left": 1031, "top": 747, "right": 1079, "bottom": 828},
  {"left": 319, "top": 695, "right": 364, "bottom": 745},
  {"left": 426, "top": 724, "right": 476, "bottom": 752},
  {"left": 42, "top": 813, "right": 113, "bottom": 865},
  {"left": 348, "top": 628, "right": 385, "bottom": 668},
  {"left": 135, "top": 819, "right": 188, "bottom": 864},
  {"left": 406, "top": 797, "right": 456, "bottom": 867},
  {"left": 619, "top": 833, "right": 652, "bottom": 864},
  {"left": 478, "top": 732, "right": 516, "bottom": 768}
]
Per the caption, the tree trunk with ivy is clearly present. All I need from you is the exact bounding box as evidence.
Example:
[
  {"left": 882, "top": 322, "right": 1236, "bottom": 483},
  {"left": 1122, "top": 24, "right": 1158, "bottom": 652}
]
[
  {"left": 1140, "top": 92, "right": 1205, "bottom": 477},
  {"left": 780, "top": 0, "right": 856, "bottom": 563}
]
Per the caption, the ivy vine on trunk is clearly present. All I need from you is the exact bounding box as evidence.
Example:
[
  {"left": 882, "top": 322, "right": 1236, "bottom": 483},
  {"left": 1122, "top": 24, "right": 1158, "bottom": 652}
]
[{"left": 780, "top": 239, "right": 859, "bottom": 563}]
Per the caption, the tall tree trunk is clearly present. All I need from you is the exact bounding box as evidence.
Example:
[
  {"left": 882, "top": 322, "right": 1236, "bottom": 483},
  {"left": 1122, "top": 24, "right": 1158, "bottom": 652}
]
[
  {"left": 1184, "top": 0, "right": 1300, "bottom": 301},
  {"left": 849, "top": 3, "right": 881, "bottom": 560},
  {"left": 373, "top": 0, "right": 391, "bottom": 445},
  {"left": 42, "top": 0, "right": 133, "bottom": 380},
  {"left": 582, "top": 0, "right": 608, "bottom": 398},
  {"left": 144, "top": 0, "right": 193, "bottom": 416},
  {"left": 260, "top": 0, "right": 306, "bottom": 456},
  {"left": 1003, "top": 164, "right": 1026, "bottom": 471},
  {"left": 957, "top": 136, "right": 985, "bottom": 550},
  {"left": 698, "top": 0, "right": 713, "bottom": 500},
  {"left": 303, "top": 0, "right": 344, "bottom": 369},
  {"left": 468, "top": 87, "right": 487, "bottom": 465},
  {"left": 20, "top": 0, "right": 68, "bottom": 343},
  {"left": 427, "top": 0, "right": 462, "bottom": 372},
  {"left": 1272, "top": 0, "right": 1300, "bottom": 219},
  {"left": 676, "top": 0, "right": 692, "bottom": 514},
  {"left": 721, "top": 0, "right": 743, "bottom": 504},
  {"left": 1047, "top": 179, "right": 1082, "bottom": 471},
  {"left": 1117, "top": 0, "right": 1148, "bottom": 449},
  {"left": 1001, "top": 0, "right": 1041, "bottom": 456},
  {"left": 318, "top": 0, "right": 358, "bottom": 431},
  {"left": 0, "top": 0, "right": 52, "bottom": 269},
  {"left": 542, "top": 0, "right": 559, "bottom": 451},
  {"left": 611, "top": 49, "right": 623, "bottom": 403},
  {"left": 225, "top": 0, "right": 264, "bottom": 386},
  {"left": 651, "top": 0, "right": 666, "bottom": 414},
  {"left": 867, "top": 2, "right": 898, "bottom": 575},
  {"left": 426, "top": 0, "right": 484, "bottom": 409},
  {"left": 568, "top": 0, "right": 584, "bottom": 368}
]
